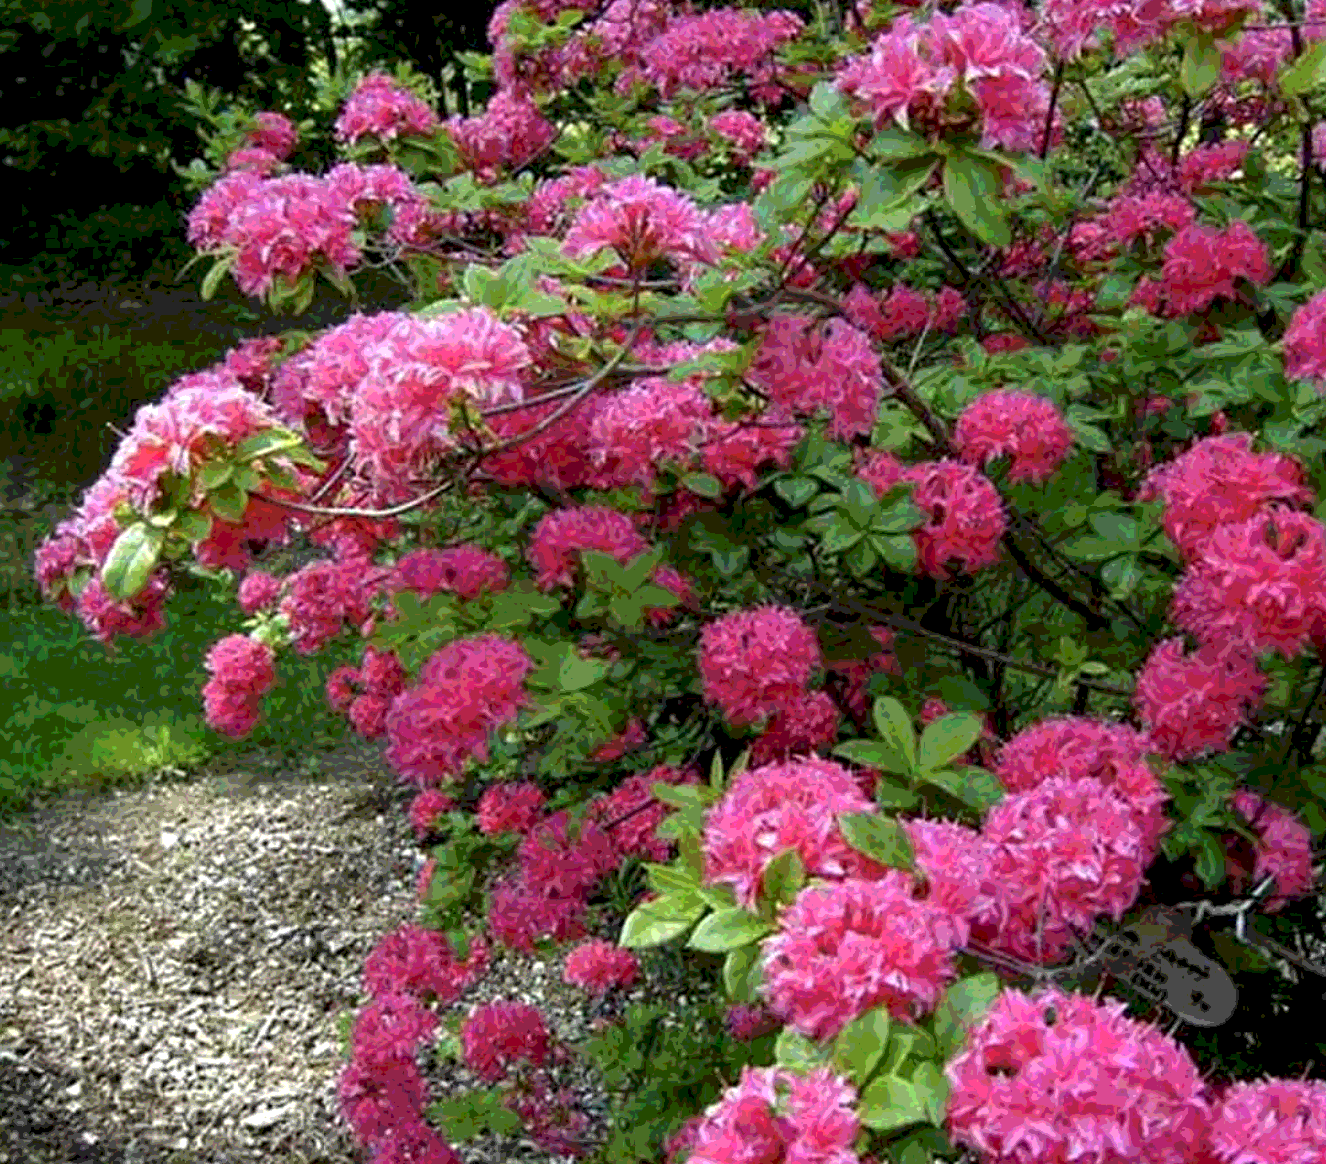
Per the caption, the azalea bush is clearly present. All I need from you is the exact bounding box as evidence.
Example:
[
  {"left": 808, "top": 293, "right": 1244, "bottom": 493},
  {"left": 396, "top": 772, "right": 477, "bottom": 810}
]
[{"left": 30, "top": 0, "right": 1326, "bottom": 1162}]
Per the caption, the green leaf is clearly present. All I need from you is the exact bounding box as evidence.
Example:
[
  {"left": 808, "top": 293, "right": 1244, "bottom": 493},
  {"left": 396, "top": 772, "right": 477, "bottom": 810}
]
[
  {"left": 832, "top": 1006, "right": 892, "bottom": 1088},
  {"left": 724, "top": 943, "right": 764, "bottom": 1004},
  {"left": 758, "top": 848, "right": 806, "bottom": 915},
  {"left": 1180, "top": 31, "right": 1223, "bottom": 97},
  {"left": 943, "top": 153, "right": 1011, "bottom": 248},
  {"left": 866, "top": 126, "right": 936, "bottom": 161},
  {"left": 686, "top": 907, "right": 773, "bottom": 953},
  {"left": 651, "top": 783, "right": 717, "bottom": 811},
  {"left": 838, "top": 812, "right": 914, "bottom": 871},
  {"left": 820, "top": 522, "right": 866, "bottom": 554},
  {"left": 201, "top": 255, "right": 232, "bottom": 301},
  {"left": 858, "top": 1074, "right": 931, "bottom": 1133},
  {"left": 619, "top": 892, "right": 706, "bottom": 947},
  {"left": 196, "top": 462, "right": 233, "bottom": 490},
  {"left": 235, "top": 429, "right": 303, "bottom": 460},
  {"left": 873, "top": 697, "right": 918, "bottom": 774},
  {"left": 917, "top": 713, "right": 983, "bottom": 773},
  {"left": 920, "top": 765, "right": 1006, "bottom": 813},
  {"left": 681, "top": 472, "right": 724, "bottom": 499},
  {"left": 774, "top": 476, "right": 820, "bottom": 508},
  {"left": 775, "top": 1027, "right": 830, "bottom": 1071},
  {"left": 558, "top": 654, "right": 609, "bottom": 692},
  {"left": 101, "top": 522, "right": 164, "bottom": 601},
  {"left": 208, "top": 482, "right": 247, "bottom": 524},
  {"left": 932, "top": 972, "right": 1001, "bottom": 1058},
  {"left": 840, "top": 537, "right": 875, "bottom": 579},
  {"left": 174, "top": 510, "right": 213, "bottom": 543},
  {"left": 1194, "top": 830, "right": 1229, "bottom": 890},
  {"left": 645, "top": 862, "right": 701, "bottom": 896},
  {"left": 1279, "top": 37, "right": 1326, "bottom": 96},
  {"left": 875, "top": 534, "right": 918, "bottom": 572},
  {"left": 833, "top": 739, "right": 914, "bottom": 777},
  {"left": 873, "top": 777, "right": 921, "bottom": 810}
]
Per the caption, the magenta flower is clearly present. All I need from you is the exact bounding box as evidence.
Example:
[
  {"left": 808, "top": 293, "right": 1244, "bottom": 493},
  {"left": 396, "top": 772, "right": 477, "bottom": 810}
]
[
  {"left": 563, "top": 173, "right": 718, "bottom": 271},
  {"left": 684, "top": 1065, "right": 860, "bottom": 1164},
  {"left": 363, "top": 923, "right": 489, "bottom": 1005},
  {"left": 1207, "top": 1078, "right": 1326, "bottom": 1163},
  {"left": 563, "top": 939, "right": 640, "bottom": 995},
  {"left": 762, "top": 872, "right": 963, "bottom": 1041},
  {"left": 1284, "top": 287, "right": 1326, "bottom": 389},
  {"left": 1134, "top": 638, "right": 1267, "bottom": 761},
  {"left": 702, "top": 757, "right": 883, "bottom": 912},
  {"left": 698, "top": 604, "right": 822, "bottom": 727},
  {"left": 946, "top": 986, "right": 1212, "bottom": 1164},
  {"left": 1231, "top": 790, "right": 1317, "bottom": 912},
  {"left": 954, "top": 389, "right": 1075, "bottom": 483},
  {"left": 978, "top": 777, "right": 1147, "bottom": 966},
  {"left": 335, "top": 71, "right": 440, "bottom": 144},
  {"left": 1170, "top": 505, "right": 1326, "bottom": 661},
  {"left": 1137, "top": 432, "right": 1313, "bottom": 563},
  {"left": 459, "top": 1001, "right": 552, "bottom": 1082},
  {"left": 993, "top": 715, "right": 1172, "bottom": 866},
  {"left": 476, "top": 781, "right": 547, "bottom": 837}
]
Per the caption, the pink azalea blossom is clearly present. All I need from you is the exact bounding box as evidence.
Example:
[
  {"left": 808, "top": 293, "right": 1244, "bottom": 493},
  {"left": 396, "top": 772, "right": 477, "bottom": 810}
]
[
  {"left": 946, "top": 986, "right": 1212, "bottom": 1164},
  {"left": 698, "top": 604, "right": 822, "bottom": 727},
  {"left": 953, "top": 389, "right": 1075, "bottom": 483},
  {"left": 1134, "top": 637, "right": 1268, "bottom": 761},
  {"left": 762, "top": 872, "right": 963, "bottom": 1040}
]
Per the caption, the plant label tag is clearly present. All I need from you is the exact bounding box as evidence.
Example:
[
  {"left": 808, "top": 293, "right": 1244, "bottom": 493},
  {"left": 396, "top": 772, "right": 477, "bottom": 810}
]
[{"left": 1095, "top": 908, "right": 1238, "bottom": 1027}]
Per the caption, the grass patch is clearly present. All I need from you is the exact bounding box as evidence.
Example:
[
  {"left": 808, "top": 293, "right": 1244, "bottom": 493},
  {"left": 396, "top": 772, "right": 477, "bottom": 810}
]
[{"left": 0, "top": 574, "right": 363, "bottom": 821}]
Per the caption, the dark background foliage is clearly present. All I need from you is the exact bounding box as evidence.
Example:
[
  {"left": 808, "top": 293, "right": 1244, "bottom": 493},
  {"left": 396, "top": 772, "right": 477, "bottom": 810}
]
[{"left": 0, "top": 0, "right": 501, "bottom": 286}]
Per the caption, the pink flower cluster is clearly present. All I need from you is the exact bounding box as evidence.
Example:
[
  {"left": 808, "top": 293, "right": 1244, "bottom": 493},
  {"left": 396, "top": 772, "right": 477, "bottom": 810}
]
[
  {"left": 953, "top": 389, "right": 1075, "bottom": 484},
  {"left": 446, "top": 89, "right": 558, "bottom": 181},
  {"left": 1171, "top": 505, "right": 1326, "bottom": 661},
  {"left": 187, "top": 171, "right": 360, "bottom": 299},
  {"left": 625, "top": 7, "right": 806, "bottom": 102},
  {"left": 945, "top": 986, "right": 1212, "bottom": 1164},
  {"left": 992, "top": 715, "right": 1172, "bottom": 868},
  {"left": 671, "top": 1065, "right": 860, "bottom": 1164},
  {"left": 349, "top": 309, "right": 531, "bottom": 499},
  {"left": 1284, "top": 288, "right": 1326, "bottom": 389},
  {"left": 339, "top": 921, "right": 487, "bottom": 1164},
  {"left": 227, "top": 110, "right": 298, "bottom": 175},
  {"left": 459, "top": 1000, "right": 552, "bottom": 1083},
  {"left": 237, "top": 570, "right": 282, "bottom": 615},
  {"left": 842, "top": 282, "right": 967, "bottom": 344},
  {"left": 270, "top": 312, "right": 405, "bottom": 460},
  {"left": 1230, "top": 790, "right": 1316, "bottom": 912},
  {"left": 698, "top": 604, "right": 822, "bottom": 727},
  {"left": 407, "top": 789, "right": 456, "bottom": 841},
  {"left": 761, "top": 870, "right": 964, "bottom": 1040},
  {"left": 384, "top": 634, "right": 535, "bottom": 788},
  {"left": 585, "top": 764, "right": 701, "bottom": 863},
  {"left": 746, "top": 314, "right": 883, "bottom": 442},
  {"left": 563, "top": 173, "right": 718, "bottom": 272},
  {"left": 387, "top": 545, "right": 510, "bottom": 606},
  {"left": 202, "top": 634, "right": 276, "bottom": 738},
  {"left": 836, "top": 3, "right": 1051, "bottom": 152},
  {"left": 563, "top": 938, "right": 639, "bottom": 995},
  {"left": 526, "top": 505, "right": 685, "bottom": 626},
  {"left": 335, "top": 72, "right": 440, "bottom": 145},
  {"left": 1131, "top": 220, "right": 1271, "bottom": 318},
  {"left": 1134, "top": 637, "right": 1268, "bottom": 761},
  {"left": 1138, "top": 432, "right": 1314, "bottom": 563},
  {"left": 476, "top": 781, "right": 547, "bottom": 836},
  {"left": 748, "top": 690, "right": 842, "bottom": 765},
  {"left": 856, "top": 450, "right": 1007, "bottom": 579},
  {"left": 325, "top": 646, "right": 408, "bottom": 739},
  {"left": 702, "top": 756, "right": 886, "bottom": 912},
  {"left": 279, "top": 555, "right": 387, "bottom": 656}
]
